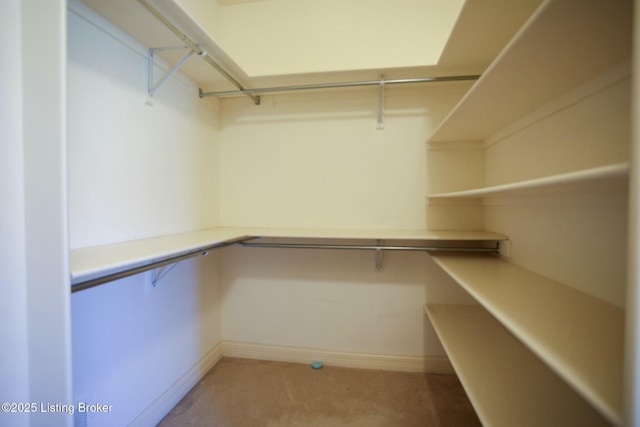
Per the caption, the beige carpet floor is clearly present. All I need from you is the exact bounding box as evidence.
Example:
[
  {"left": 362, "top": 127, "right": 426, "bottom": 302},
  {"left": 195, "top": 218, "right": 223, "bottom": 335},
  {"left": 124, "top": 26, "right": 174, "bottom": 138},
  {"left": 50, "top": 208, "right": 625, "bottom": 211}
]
[{"left": 158, "top": 357, "right": 480, "bottom": 427}]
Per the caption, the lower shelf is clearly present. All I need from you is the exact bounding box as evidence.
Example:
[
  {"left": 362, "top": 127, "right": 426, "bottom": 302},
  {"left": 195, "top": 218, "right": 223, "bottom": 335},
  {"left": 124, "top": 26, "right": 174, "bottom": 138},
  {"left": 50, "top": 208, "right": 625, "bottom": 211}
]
[
  {"left": 425, "top": 304, "right": 612, "bottom": 427},
  {"left": 430, "top": 253, "right": 623, "bottom": 423}
]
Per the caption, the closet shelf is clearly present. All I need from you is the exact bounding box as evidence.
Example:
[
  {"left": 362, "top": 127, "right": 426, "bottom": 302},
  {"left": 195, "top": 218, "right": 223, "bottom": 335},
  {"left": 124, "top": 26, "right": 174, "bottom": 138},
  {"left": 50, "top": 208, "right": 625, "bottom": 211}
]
[
  {"left": 70, "top": 227, "right": 508, "bottom": 291},
  {"left": 229, "top": 227, "right": 507, "bottom": 241},
  {"left": 428, "top": 163, "right": 629, "bottom": 199},
  {"left": 430, "top": 254, "right": 624, "bottom": 425},
  {"left": 73, "top": 0, "right": 250, "bottom": 93},
  {"left": 428, "top": 0, "right": 631, "bottom": 143},
  {"left": 70, "top": 228, "right": 253, "bottom": 288},
  {"left": 426, "top": 305, "right": 611, "bottom": 427},
  {"left": 76, "top": 0, "right": 481, "bottom": 104}
]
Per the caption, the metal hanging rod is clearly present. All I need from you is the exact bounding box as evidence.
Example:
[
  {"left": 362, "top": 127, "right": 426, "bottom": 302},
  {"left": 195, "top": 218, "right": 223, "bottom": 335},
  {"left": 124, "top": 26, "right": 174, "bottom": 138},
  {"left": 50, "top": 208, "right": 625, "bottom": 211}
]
[
  {"left": 239, "top": 240, "right": 498, "bottom": 272},
  {"left": 138, "top": 0, "right": 260, "bottom": 105},
  {"left": 199, "top": 75, "right": 481, "bottom": 98},
  {"left": 237, "top": 240, "right": 500, "bottom": 271},
  {"left": 137, "top": 0, "right": 478, "bottom": 106},
  {"left": 71, "top": 236, "right": 499, "bottom": 292},
  {"left": 71, "top": 236, "right": 251, "bottom": 293},
  {"left": 239, "top": 242, "right": 498, "bottom": 253}
]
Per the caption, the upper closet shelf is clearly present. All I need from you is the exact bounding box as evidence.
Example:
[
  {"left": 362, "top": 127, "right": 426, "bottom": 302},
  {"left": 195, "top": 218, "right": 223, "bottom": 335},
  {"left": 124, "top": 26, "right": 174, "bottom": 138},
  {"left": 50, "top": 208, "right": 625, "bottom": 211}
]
[
  {"left": 70, "top": 227, "right": 507, "bottom": 292},
  {"left": 428, "top": 0, "right": 632, "bottom": 143},
  {"left": 431, "top": 253, "right": 624, "bottom": 425},
  {"left": 77, "top": 0, "right": 481, "bottom": 109},
  {"left": 428, "top": 163, "right": 629, "bottom": 199},
  {"left": 138, "top": 0, "right": 262, "bottom": 104},
  {"left": 143, "top": 0, "right": 480, "bottom": 100}
]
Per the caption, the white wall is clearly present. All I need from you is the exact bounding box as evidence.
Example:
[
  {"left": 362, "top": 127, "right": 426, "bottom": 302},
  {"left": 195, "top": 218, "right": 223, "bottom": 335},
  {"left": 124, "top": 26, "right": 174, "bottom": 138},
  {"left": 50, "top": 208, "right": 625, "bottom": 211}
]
[
  {"left": 0, "top": 0, "right": 75, "bottom": 426},
  {"left": 221, "top": 247, "right": 427, "bottom": 356},
  {"left": 71, "top": 256, "right": 222, "bottom": 427},
  {"left": 23, "top": 1, "right": 73, "bottom": 423},
  {"left": 68, "top": 2, "right": 220, "bottom": 249},
  {"left": 624, "top": 0, "right": 640, "bottom": 423},
  {"left": 221, "top": 246, "right": 476, "bottom": 360},
  {"left": 67, "top": 3, "right": 223, "bottom": 425},
  {"left": 0, "top": 2, "right": 29, "bottom": 426},
  {"left": 218, "top": 84, "right": 475, "bottom": 360},
  {"left": 219, "top": 84, "right": 468, "bottom": 229}
]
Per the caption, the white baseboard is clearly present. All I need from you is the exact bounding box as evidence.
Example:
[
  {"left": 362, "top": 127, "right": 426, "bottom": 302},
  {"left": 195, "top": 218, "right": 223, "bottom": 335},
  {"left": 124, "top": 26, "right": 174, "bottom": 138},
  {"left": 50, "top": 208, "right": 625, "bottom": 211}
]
[
  {"left": 129, "top": 341, "right": 224, "bottom": 427},
  {"left": 222, "top": 340, "right": 454, "bottom": 374}
]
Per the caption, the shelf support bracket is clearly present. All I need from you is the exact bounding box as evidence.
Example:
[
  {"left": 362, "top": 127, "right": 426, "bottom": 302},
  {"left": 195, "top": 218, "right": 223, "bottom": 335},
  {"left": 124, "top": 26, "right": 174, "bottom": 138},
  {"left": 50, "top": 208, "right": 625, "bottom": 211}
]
[
  {"left": 150, "top": 261, "right": 181, "bottom": 286},
  {"left": 377, "top": 75, "right": 385, "bottom": 130},
  {"left": 150, "top": 250, "right": 210, "bottom": 286},
  {"left": 148, "top": 46, "right": 195, "bottom": 97},
  {"left": 375, "top": 240, "right": 384, "bottom": 272}
]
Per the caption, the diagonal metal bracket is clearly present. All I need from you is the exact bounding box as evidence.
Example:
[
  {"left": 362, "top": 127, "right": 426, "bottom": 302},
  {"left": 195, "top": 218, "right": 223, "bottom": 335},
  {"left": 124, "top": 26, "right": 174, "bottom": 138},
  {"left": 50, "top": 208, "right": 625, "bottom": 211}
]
[
  {"left": 150, "top": 261, "right": 181, "bottom": 286},
  {"left": 147, "top": 45, "right": 195, "bottom": 97},
  {"left": 150, "top": 250, "right": 210, "bottom": 286}
]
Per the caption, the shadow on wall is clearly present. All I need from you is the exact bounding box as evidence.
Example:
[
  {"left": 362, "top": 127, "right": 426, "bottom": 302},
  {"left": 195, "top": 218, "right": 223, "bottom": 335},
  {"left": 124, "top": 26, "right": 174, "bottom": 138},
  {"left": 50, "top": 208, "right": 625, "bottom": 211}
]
[{"left": 71, "top": 254, "right": 223, "bottom": 426}]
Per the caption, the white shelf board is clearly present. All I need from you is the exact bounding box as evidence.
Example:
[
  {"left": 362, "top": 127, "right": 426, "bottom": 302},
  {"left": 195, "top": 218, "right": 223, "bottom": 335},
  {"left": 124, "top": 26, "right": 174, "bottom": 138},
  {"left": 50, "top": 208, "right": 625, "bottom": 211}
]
[
  {"left": 225, "top": 227, "right": 507, "bottom": 242},
  {"left": 73, "top": 0, "right": 249, "bottom": 91},
  {"left": 428, "top": 0, "right": 632, "bottom": 143},
  {"left": 431, "top": 254, "right": 624, "bottom": 425},
  {"left": 149, "top": 0, "right": 252, "bottom": 89},
  {"left": 70, "top": 227, "right": 507, "bottom": 285},
  {"left": 426, "top": 304, "right": 611, "bottom": 427},
  {"left": 69, "top": 228, "right": 251, "bottom": 284},
  {"left": 73, "top": 0, "right": 487, "bottom": 94},
  {"left": 428, "top": 163, "right": 629, "bottom": 199}
]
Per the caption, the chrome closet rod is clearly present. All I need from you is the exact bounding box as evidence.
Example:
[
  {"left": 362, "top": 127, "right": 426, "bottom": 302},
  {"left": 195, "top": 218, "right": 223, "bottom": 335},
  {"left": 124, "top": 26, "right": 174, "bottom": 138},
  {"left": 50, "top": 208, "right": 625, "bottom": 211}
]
[
  {"left": 199, "top": 75, "right": 481, "bottom": 98},
  {"left": 72, "top": 237, "right": 498, "bottom": 292},
  {"left": 239, "top": 242, "right": 499, "bottom": 253},
  {"left": 138, "top": 0, "right": 260, "bottom": 105},
  {"left": 71, "top": 236, "right": 252, "bottom": 293}
]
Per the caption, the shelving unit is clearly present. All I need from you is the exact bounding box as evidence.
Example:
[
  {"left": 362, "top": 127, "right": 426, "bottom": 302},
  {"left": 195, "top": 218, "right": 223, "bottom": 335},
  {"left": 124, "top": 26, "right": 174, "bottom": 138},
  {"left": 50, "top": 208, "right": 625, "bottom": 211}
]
[
  {"left": 431, "top": 254, "right": 624, "bottom": 424},
  {"left": 70, "top": 228, "right": 253, "bottom": 289},
  {"left": 426, "top": 304, "right": 610, "bottom": 427},
  {"left": 62, "top": 0, "right": 636, "bottom": 425},
  {"left": 70, "top": 227, "right": 507, "bottom": 291},
  {"left": 428, "top": 0, "right": 631, "bottom": 143},
  {"left": 428, "top": 163, "right": 629, "bottom": 199},
  {"left": 72, "top": 0, "right": 250, "bottom": 92},
  {"left": 423, "top": 0, "right": 632, "bottom": 425}
]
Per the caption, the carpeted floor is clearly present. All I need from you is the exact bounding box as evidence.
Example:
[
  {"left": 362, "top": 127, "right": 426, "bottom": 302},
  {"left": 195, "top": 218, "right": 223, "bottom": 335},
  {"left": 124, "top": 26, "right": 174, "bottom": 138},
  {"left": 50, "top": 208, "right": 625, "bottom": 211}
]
[{"left": 158, "top": 357, "right": 480, "bottom": 427}]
